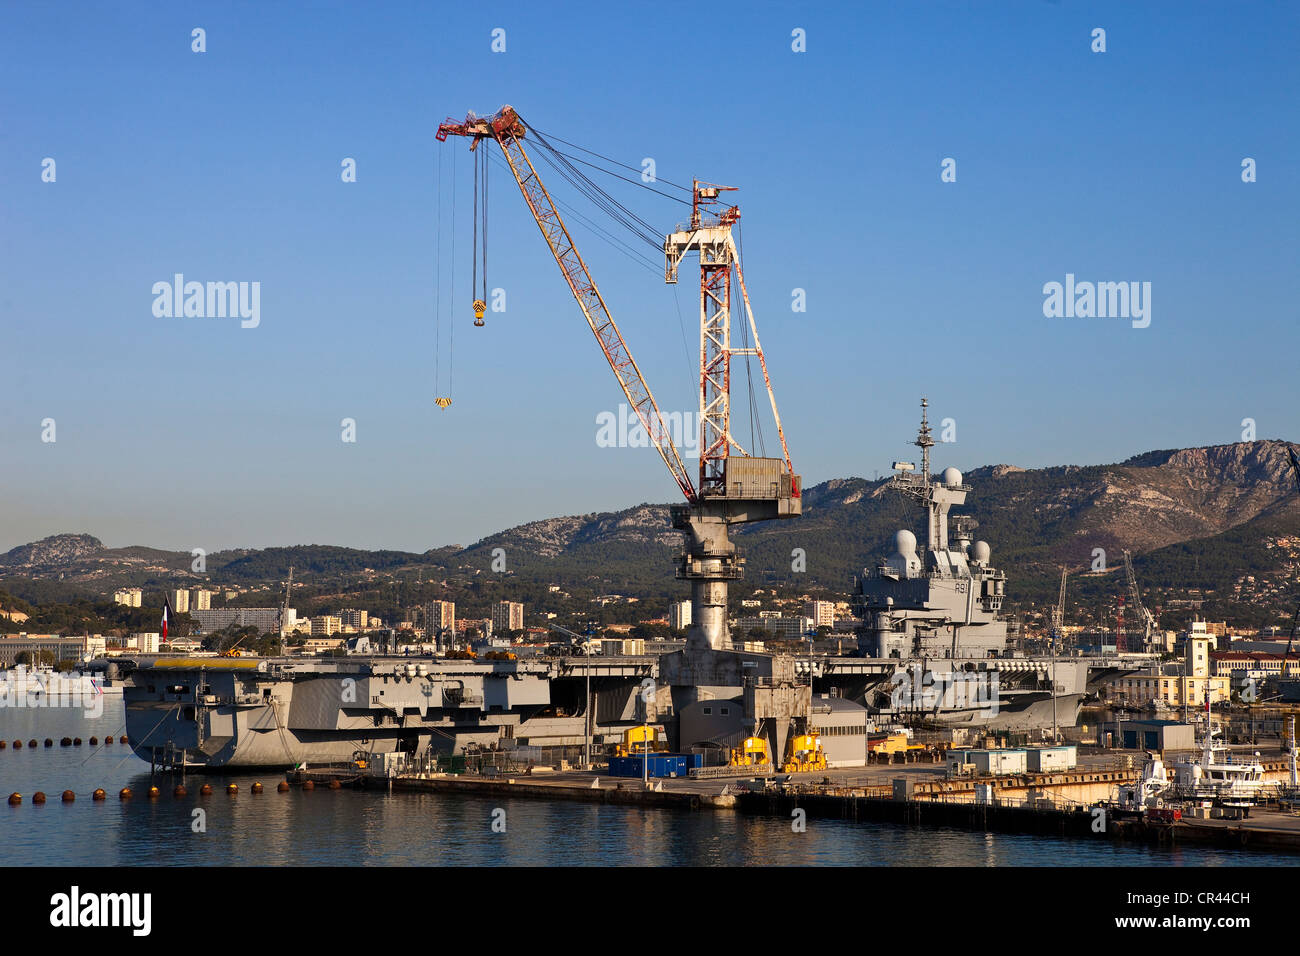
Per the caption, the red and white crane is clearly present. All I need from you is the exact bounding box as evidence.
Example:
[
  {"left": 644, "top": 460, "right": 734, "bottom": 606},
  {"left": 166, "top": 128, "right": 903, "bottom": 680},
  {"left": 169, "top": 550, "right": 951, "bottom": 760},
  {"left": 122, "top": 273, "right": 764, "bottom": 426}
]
[{"left": 437, "top": 105, "right": 800, "bottom": 652}]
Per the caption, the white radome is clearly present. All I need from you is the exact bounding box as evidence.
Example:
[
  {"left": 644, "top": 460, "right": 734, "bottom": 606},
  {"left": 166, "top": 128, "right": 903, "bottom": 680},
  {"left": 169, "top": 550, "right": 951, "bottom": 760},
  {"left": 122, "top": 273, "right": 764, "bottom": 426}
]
[{"left": 942, "top": 466, "right": 962, "bottom": 488}]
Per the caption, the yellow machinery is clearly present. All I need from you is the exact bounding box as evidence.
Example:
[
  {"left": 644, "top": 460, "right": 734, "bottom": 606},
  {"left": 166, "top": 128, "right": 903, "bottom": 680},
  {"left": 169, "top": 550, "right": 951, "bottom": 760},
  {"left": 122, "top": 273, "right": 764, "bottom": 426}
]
[
  {"left": 782, "top": 733, "right": 828, "bottom": 774},
  {"left": 615, "top": 725, "right": 665, "bottom": 758},
  {"left": 728, "top": 736, "right": 770, "bottom": 768},
  {"left": 868, "top": 732, "right": 911, "bottom": 755},
  {"left": 484, "top": 650, "right": 517, "bottom": 661}
]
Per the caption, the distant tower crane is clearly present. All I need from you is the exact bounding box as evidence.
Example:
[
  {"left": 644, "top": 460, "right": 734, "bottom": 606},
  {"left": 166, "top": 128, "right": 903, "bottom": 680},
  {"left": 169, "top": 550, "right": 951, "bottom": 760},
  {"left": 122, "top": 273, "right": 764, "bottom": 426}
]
[
  {"left": 277, "top": 564, "right": 294, "bottom": 640},
  {"left": 437, "top": 106, "right": 801, "bottom": 653},
  {"left": 1122, "top": 549, "right": 1157, "bottom": 652},
  {"left": 1050, "top": 568, "right": 1068, "bottom": 651}
]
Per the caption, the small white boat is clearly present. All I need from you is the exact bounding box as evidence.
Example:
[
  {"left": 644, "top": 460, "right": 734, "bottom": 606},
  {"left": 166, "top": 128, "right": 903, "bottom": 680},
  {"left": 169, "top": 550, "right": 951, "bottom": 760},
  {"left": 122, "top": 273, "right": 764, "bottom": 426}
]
[{"left": 1170, "top": 720, "right": 1268, "bottom": 808}]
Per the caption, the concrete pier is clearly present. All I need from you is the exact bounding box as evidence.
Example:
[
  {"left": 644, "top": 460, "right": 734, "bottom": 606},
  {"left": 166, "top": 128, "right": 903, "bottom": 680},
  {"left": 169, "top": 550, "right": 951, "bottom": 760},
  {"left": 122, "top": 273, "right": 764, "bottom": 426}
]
[{"left": 356, "top": 758, "right": 1300, "bottom": 855}]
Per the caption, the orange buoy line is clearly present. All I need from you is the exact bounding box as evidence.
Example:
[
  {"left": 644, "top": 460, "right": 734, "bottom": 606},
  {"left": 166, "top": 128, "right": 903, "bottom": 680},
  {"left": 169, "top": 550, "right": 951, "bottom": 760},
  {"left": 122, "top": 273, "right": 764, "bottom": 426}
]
[{"left": 7, "top": 775, "right": 301, "bottom": 808}]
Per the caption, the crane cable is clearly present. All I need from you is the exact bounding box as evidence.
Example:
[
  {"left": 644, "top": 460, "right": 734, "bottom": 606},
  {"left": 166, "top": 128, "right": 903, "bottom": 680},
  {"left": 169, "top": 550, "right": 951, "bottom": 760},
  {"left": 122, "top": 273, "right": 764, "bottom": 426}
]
[
  {"left": 435, "top": 145, "right": 442, "bottom": 400},
  {"left": 519, "top": 113, "right": 687, "bottom": 250},
  {"left": 481, "top": 146, "right": 661, "bottom": 275},
  {"left": 736, "top": 220, "right": 766, "bottom": 458}
]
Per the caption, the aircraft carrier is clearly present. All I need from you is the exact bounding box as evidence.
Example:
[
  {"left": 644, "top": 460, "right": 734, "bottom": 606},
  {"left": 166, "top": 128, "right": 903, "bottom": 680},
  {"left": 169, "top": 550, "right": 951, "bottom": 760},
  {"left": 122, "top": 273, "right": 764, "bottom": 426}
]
[{"left": 111, "top": 402, "right": 1141, "bottom": 771}]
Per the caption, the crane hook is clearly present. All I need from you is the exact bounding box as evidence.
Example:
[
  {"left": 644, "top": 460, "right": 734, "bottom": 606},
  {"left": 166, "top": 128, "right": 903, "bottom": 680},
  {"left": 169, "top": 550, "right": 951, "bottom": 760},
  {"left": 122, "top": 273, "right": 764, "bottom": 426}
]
[{"left": 473, "top": 299, "right": 486, "bottom": 327}]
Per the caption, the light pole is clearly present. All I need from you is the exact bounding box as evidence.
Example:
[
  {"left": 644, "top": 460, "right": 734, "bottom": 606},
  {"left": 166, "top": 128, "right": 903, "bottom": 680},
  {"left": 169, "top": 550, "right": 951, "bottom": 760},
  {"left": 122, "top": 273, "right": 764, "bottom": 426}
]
[{"left": 584, "top": 624, "right": 592, "bottom": 772}]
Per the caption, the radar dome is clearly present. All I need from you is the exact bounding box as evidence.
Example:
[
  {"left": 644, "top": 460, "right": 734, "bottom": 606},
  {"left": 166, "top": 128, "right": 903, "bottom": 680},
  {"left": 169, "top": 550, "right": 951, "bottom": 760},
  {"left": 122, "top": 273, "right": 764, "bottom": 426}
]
[
  {"left": 971, "top": 540, "right": 991, "bottom": 564},
  {"left": 894, "top": 530, "right": 917, "bottom": 554},
  {"left": 942, "top": 467, "right": 962, "bottom": 488}
]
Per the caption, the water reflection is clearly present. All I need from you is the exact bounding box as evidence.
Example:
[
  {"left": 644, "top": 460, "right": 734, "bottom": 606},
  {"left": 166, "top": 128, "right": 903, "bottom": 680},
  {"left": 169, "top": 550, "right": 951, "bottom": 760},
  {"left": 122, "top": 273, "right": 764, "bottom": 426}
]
[{"left": 1, "top": 703, "right": 1293, "bottom": 867}]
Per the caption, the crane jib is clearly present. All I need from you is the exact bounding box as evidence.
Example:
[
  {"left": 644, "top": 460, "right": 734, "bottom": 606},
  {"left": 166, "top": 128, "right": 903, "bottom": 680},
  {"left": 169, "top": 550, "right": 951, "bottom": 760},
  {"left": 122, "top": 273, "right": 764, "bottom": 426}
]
[{"left": 438, "top": 108, "right": 697, "bottom": 504}]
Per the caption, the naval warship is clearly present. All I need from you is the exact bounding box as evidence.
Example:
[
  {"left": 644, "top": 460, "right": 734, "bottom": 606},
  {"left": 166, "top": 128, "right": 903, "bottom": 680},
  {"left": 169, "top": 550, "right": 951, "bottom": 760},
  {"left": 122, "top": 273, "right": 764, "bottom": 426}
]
[
  {"left": 846, "top": 400, "right": 1128, "bottom": 730},
  {"left": 110, "top": 401, "right": 1140, "bottom": 769}
]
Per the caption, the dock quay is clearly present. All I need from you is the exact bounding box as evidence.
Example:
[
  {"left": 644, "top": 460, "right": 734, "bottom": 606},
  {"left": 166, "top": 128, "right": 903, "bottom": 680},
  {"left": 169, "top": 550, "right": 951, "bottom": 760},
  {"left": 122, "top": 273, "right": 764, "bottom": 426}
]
[{"left": 321, "top": 753, "right": 1300, "bottom": 854}]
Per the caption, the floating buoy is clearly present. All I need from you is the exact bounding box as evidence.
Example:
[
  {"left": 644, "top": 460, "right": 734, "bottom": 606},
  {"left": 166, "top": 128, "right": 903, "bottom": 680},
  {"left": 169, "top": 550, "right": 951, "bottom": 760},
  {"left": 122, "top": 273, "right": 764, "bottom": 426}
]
[
  {"left": 329, "top": 780, "right": 341, "bottom": 790},
  {"left": 12, "top": 741, "right": 20, "bottom": 749},
  {"left": 276, "top": 782, "right": 289, "bottom": 793},
  {"left": 173, "top": 785, "right": 187, "bottom": 798},
  {"left": 62, "top": 791, "right": 75, "bottom": 803},
  {"left": 32, "top": 792, "right": 46, "bottom": 804},
  {"left": 60, "top": 737, "right": 71, "bottom": 747},
  {"left": 73, "top": 738, "right": 82, "bottom": 746},
  {"left": 28, "top": 739, "right": 38, "bottom": 748},
  {"left": 199, "top": 784, "right": 213, "bottom": 796},
  {"left": 104, "top": 736, "right": 115, "bottom": 745},
  {"left": 7, "top": 793, "right": 20, "bottom": 805},
  {"left": 251, "top": 782, "right": 264, "bottom": 794},
  {"left": 226, "top": 783, "right": 238, "bottom": 795},
  {"left": 119, "top": 788, "right": 132, "bottom": 799},
  {"left": 89, "top": 737, "right": 98, "bottom": 745},
  {"left": 0, "top": 740, "right": 6, "bottom": 750},
  {"left": 92, "top": 789, "right": 106, "bottom": 801},
  {"left": 301, "top": 780, "right": 315, "bottom": 791},
  {"left": 147, "top": 786, "right": 160, "bottom": 799},
  {"left": 44, "top": 739, "right": 53, "bottom": 748}
]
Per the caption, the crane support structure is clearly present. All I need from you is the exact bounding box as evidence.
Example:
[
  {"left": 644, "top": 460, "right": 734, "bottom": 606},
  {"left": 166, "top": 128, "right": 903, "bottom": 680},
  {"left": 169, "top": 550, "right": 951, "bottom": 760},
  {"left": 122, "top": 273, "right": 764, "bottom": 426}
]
[{"left": 438, "top": 106, "right": 801, "bottom": 653}]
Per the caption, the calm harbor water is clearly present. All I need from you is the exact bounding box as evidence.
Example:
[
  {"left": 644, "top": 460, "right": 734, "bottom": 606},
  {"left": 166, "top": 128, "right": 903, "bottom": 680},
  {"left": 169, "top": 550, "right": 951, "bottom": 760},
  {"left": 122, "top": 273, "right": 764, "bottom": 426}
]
[{"left": 1, "top": 701, "right": 1294, "bottom": 867}]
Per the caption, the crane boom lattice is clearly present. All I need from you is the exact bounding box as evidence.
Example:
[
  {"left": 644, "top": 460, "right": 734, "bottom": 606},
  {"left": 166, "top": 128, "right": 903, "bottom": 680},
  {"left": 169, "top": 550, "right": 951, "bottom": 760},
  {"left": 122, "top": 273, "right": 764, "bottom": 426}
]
[{"left": 437, "top": 107, "right": 695, "bottom": 503}]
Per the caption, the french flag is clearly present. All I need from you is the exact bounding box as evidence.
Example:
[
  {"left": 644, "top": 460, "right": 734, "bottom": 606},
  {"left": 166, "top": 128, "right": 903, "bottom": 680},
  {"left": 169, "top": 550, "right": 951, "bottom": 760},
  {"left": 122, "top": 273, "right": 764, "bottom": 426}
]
[{"left": 161, "top": 595, "right": 175, "bottom": 639}]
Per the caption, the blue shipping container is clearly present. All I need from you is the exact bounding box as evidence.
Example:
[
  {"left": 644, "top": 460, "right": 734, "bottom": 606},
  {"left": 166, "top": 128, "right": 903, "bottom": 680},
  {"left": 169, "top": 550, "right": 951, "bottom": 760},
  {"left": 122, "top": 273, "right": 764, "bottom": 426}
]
[{"left": 607, "top": 754, "right": 703, "bottom": 778}]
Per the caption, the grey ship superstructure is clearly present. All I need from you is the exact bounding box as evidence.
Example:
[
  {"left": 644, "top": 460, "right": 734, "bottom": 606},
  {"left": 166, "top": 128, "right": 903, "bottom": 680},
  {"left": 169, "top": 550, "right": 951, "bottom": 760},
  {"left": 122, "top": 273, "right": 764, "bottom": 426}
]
[
  {"left": 847, "top": 400, "right": 1115, "bottom": 728},
  {"left": 855, "top": 399, "right": 1008, "bottom": 660}
]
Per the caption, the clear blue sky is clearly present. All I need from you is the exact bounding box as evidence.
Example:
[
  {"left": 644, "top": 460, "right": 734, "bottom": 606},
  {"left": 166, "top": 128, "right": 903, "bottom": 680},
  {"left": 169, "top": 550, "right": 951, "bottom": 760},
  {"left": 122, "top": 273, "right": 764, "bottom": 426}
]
[{"left": 1, "top": 1, "right": 1296, "bottom": 553}]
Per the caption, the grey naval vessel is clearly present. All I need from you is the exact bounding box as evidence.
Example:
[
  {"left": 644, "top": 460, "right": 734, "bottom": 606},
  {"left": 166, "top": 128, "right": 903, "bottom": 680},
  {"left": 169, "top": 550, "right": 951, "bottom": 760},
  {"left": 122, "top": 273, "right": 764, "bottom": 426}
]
[
  {"left": 115, "top": 402, "right": 1141, "bottom": 770},
  {"left": 848, "top": 399, "right": 1132, "bottom": 729}
]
